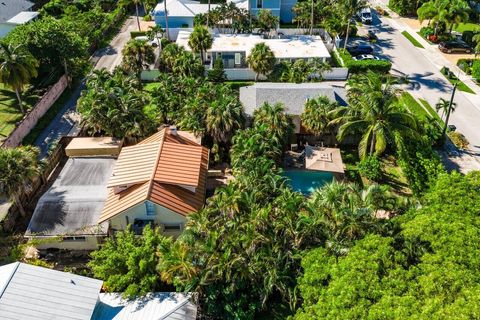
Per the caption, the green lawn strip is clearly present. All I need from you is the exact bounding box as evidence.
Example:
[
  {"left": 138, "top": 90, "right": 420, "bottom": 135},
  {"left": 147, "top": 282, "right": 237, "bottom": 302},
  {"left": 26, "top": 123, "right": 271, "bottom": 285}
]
[
  {"left": 22, "top": 86, "right": 75, "bottom": 146},
  {"left": 453, "top": 23, "right": 480, "bottom": 33},
  {"left": 0, "top": 85, "right": 38, "bottom": 138},
  {"left": 401, "top": 31, "right": 425, "bottom": 49},
  {"left": 399, "top": 92, "right": 431, "bottom": 121},
  {"left": 418, "top": 98, "right": 444, "bottom": 126},
  {"left": 440, "top": 68, "right": 475, "bottom": 94}
]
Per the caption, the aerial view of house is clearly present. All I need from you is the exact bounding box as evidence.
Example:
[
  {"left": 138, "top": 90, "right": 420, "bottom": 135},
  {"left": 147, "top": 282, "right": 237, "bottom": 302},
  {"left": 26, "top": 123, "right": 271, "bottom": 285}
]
[{"left": 1, "top": 0, "right": 480, "bottom": 319}]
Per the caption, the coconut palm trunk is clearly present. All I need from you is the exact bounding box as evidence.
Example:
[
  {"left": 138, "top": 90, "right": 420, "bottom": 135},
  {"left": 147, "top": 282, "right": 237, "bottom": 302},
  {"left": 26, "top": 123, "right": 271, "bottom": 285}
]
[
  {"left": 164, "top": 0, "right": 169, "bottom": 40},
  {"left": 207, "top": 0, "right": 211, "bottom": 27},
  {"left": 13, "top": 193, "right": 26, "bottom": 217},
  {"left": 370, "top": 132, "right": 375, "bottom": 155},
  {"left": 343, "top": 19, "right": 351, "bottom": 50},
  {"left": 135, "top": 3, "right": 142, "bottom": 31},
  {"left": 14, "top": 88, "right": 25, "bottom": 114}
]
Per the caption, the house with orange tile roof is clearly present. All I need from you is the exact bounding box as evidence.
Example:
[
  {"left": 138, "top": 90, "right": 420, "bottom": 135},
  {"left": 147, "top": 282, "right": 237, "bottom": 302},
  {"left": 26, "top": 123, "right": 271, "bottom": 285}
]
[{"left": 99, "top": 127, "right": 209, "bottom": 237}]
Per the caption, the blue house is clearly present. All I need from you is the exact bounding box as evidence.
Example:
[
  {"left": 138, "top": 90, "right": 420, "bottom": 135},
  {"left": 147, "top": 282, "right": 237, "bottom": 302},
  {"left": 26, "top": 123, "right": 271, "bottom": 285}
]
[{"left": 153, "top": 0, "right": 297, "bottom": 28}]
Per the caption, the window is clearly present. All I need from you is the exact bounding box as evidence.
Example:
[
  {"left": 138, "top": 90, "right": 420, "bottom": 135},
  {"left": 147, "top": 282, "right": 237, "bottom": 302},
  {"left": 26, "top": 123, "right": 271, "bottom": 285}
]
[
  {"left": 63, "top": 236, "right": 86, "bottom": 242},
  {"left": 145, "top": 201, "right": 155, "bottom": 216},
  {"left": 257, "top": 0, "right": 262, "bottom": 8},
  {"left": 162, "top": 224, "right": 182, "bottom": 232},
  {"left": 235, "top": 53, "right": 241, "bottom": 65}
]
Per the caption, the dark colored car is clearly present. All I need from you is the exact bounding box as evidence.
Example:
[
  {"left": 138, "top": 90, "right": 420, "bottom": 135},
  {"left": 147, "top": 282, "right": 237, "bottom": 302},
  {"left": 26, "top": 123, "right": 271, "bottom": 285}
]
[
  {"left": 347, "top": 44, "right": 374, "bottom": 56},
  {"left": 438, "top": 41, "right": 472, "bottom": 54}
]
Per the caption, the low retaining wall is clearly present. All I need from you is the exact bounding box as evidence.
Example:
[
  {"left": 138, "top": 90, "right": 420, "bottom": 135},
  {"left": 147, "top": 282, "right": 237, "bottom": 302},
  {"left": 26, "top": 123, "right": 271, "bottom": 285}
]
[{"left": 1, "top": 75, "right": 68, "bottom": 148}]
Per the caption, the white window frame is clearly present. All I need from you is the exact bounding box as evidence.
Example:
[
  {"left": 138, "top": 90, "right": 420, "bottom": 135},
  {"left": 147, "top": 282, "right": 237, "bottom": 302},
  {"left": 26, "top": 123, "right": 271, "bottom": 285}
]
[{"left": 145, "top": 201, "right": 156, "bottom": 216}]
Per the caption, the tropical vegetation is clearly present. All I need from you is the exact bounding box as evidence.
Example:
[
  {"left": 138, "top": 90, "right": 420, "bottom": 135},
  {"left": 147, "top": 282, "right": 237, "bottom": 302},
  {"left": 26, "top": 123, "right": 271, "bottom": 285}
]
[
  {"left": 121, "top": 39, "right": 155, "bottom": 77},
  {"left": 246, "top": 43, "right": 276, "bottom": 81}
]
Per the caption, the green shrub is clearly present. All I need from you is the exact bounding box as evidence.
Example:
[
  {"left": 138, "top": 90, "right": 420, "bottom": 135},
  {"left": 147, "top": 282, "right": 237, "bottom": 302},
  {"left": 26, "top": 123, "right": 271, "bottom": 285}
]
[
  {"left": 357, "top": 156, "right": 382, "bottom": 181},
  {"left": 338, "top": 49, "right": 392, "bottom": 73},
  {"left": 472, "top": 60, "right": 480, "bottom": 80},
  {"left": 448, "top": 131, "right": 469, "bottom": 149},
  {"left": 457, "top": 58, "right": 474, "bottom": 74},
  {"left": 419, "top": 27, "right": 434, "bottom": 39},
  {"left": 207, "top": 59, "right": 227, "bottom": 82},
  {"left": 462, "top": 30, "right": 475, "bottom": 46},
  {"left": 130, "top": 31, "right": 147, "bottom": 38}
]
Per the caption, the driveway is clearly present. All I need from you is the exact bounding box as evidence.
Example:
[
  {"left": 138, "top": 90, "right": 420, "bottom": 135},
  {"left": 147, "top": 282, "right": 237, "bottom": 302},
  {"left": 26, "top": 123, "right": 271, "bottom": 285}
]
[
  {"left": 34, "top": 17, "right": 139, "bottom": 158},
  {"left": 363, "top": 13, "right": 480, "bottom": 155}
]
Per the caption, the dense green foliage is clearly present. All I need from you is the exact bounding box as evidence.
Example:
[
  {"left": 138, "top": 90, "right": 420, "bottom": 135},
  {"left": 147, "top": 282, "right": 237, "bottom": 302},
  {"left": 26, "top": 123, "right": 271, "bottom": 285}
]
[
  {"left": 161, "top": 43, "right": 204, "bottom": 78},
  {"left": 300, "top": 96, "right": 338, "bottom": 136},
  {"left": 390, "top": 0, "right": 427, "bottom": 16},
  {"left": 121, "top": 39, "right": 155, "bottom": 77},
  {"left": 0, "top": 146, "right": 39, "bottom": 216},
  {"left": 417, "top": 0, "right": 470, "bottom": 34},
  {"left": 337, "top": 49, "right": 392, "bottom": 73},
  {"left": 89, "top": 225, "right": 166, "bottom": 298},
  {"left": 78, "top": 69, "right": 155, "bottom": 139},
  {"left": 247, "top": 43, "right": 276, "bottom": 81},
  {"left": 207, "top": 59, "right": 227, "bottom": 82},
  {"left": 472, "top": 59, "right": 480, "bottom": 80},
  {"left": 268, "top": 58, "right": 332, "bottom": 83},
  {"left": 296, "top": 171, "right": 480, "bottom": 319},
  {"left": 357, "top": 155, "right": 382, "bottom": 181},
  {"left": 188, "top": 26, "right": 213, "bottom": 63}
]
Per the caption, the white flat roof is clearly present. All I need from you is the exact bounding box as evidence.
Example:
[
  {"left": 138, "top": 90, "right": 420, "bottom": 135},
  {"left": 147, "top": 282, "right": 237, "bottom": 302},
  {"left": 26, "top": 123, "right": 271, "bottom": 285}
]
[
  {"left": 6, "top": 11, "right": 39, "bottom": 24},
  {"left": 176, "top": 31, "right": 331, "bottom": 59},
  {"left": 153, "top": 0, "right": 219, "bottom": 17}
]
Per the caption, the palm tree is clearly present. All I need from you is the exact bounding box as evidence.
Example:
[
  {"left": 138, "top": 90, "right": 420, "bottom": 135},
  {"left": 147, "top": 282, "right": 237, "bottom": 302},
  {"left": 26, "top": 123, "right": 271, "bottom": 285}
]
[
  {"left": 435, "top": 97, "right": 456, "bottom": 121},
  {"left": 147, "top": 25, "right": 164, "bottom": 50},
  {"left": 332, "top": 72, "right": 419, "bottom": 159},
  {"left": 301, "top": 96, "right": 339, "bottom": 136},
  {"left": 341, "top": 0, "right": 367, "bottom": 50},
  {"left": 206, "top": 87, "right": 244, "bottom": 144},
  {"left": 121, "top": 39, "right": 155, "bottom": 77},
  {"left": 0, "top": 146, "right": 39, "bottom": 217},
  {"left": 0, "top": 43, "right": 38, "bottom": 114},
  {"left": 163, "top": 0, "right": 169, "bottom": 40},
  {"left": 417, "top": 0, "right": 437, "bottom": 26},
  {"left": 188, "top": 26, "right": 213, "bottom": 63},
  {"left": 246, "top": 43, "right": 276, "bottom": 81},
  {"left": 443, "top": 0, "right": 469, "bottom": 34},
  {"left": 122, "top": 0, "right": 143, "bottom": 31},
  {"left": 253, "top": 102, "right": 294, "bottom": 147}
]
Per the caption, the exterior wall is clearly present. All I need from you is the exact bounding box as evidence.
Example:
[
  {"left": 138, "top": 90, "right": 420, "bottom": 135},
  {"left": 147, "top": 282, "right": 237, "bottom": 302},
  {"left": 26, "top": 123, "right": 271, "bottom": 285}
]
[
  {"left": 31, "top": 235, "right": 104, "bottom": 251},
  {"left": 249, "top": 0, "right": 281, "bottom": 11},
  {"left": 1, "top": 75, "right": 69, "bottom": 147},
  {"left": 222, "top": 67, "right": 347, "bottom": 81},
  {"left": 280, "top": 0, "right": 296, "bottom": 23},
  {"left": 109, "top": 201, "right": 187, "bottom": 237},
  {"left": 154, "top": 15, "right": 194, "bottom": 28}
]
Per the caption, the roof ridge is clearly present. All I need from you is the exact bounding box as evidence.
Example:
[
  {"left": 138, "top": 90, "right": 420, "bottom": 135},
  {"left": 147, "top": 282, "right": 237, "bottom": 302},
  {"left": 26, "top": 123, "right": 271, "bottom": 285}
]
[
  {"left": 147, "top": 129, "right": 167, "bottom": 199},
  {"left": 0, "top": 262, "right": 20, "bottom": 300}
]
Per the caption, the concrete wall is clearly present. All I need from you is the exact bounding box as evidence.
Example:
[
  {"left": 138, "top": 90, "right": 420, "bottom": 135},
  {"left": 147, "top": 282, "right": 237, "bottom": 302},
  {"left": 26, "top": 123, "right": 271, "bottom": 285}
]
[
  {"left": 32, "top": 235, "right": 104, "bottom": 251},
  {"left": 109, "top": 201, "right": 187, "bottom": 237},
  {"left": 1, "top": 75, "right": 68, "bottom": 148}
]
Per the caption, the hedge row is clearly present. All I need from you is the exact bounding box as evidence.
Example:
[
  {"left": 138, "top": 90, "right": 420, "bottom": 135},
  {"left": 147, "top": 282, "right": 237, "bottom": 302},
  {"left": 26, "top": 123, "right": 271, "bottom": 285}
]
[{"left": 337, "top": 49, "right": 392, "bottom": 74}]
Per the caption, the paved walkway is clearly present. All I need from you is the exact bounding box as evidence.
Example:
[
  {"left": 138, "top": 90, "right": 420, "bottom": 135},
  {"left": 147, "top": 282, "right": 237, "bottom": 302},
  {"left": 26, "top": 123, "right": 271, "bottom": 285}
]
[{"left": 34, "top": 17, "right": 139, "bottom": 158}]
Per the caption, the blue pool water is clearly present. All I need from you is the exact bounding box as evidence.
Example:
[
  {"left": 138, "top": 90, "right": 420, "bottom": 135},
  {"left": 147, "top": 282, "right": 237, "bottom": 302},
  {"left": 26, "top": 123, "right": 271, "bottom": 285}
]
[{"left": 283, "top": 170, "right": 334, "bottom": 195}]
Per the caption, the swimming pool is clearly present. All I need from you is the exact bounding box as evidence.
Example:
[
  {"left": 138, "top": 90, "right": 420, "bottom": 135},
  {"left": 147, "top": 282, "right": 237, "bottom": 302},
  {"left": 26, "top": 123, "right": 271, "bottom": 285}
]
[{"left": 283, "top": 170, "right": 334, "bottom": 195}]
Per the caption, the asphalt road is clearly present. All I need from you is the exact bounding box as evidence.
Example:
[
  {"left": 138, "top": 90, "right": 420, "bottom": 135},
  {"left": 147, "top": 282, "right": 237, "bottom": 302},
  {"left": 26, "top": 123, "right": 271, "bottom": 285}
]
[
  {"left": 34, "top": 17, "right": 138, "bottom": 158},
  {"left": 365, "top": 13, "right": 480, "bottom": 154}
]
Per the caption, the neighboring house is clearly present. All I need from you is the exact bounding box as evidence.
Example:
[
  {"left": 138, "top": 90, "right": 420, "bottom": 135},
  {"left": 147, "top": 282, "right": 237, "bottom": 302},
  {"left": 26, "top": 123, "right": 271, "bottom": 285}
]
[
  {"left": 99, "top": 127, "right": 209, "bottom": 237},
  {"left": 227, "top": 0, "right": 296, "bottom": 23},
  {"left": 25, "top": 137, "right": 122, "bottom": 250},
  {"left": 0, "top": 262, "right": 197, "bottom": 320},
  {"left": 0, "top": 0, "right": 38, "bottom": 38},
  {"left": 153, "top": 0, "right": 219, "bottom": 28},
  {"left": 0, "top": 262, "right": 103, "bottom": 320},
  {"left": 176, "top": 30, "right": 331, "bottom": 80},
  {"left": 240, "top": 82, "right": 347, "bottom": 133}
]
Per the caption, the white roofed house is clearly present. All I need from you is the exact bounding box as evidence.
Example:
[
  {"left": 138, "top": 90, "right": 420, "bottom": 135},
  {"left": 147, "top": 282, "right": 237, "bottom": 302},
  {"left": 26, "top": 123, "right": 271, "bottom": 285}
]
[
  {"left": 0, "top": 262, "right": 198, "bottom": 320},
  {"left": 176, "top": 30, "right": 332, "bottom": 80}
]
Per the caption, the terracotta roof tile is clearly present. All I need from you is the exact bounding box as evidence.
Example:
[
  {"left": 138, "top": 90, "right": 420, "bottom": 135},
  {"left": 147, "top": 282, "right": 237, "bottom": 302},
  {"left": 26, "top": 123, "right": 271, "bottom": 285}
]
[{"left": 99, "top": 182, "right": 150, "bottom": 223}]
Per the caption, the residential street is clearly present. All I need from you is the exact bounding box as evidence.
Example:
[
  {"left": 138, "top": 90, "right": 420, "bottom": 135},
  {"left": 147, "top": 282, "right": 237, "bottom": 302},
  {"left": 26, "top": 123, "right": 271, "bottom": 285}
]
[{"left": 34, "top": 17, "right": 139, "bottom": 158}]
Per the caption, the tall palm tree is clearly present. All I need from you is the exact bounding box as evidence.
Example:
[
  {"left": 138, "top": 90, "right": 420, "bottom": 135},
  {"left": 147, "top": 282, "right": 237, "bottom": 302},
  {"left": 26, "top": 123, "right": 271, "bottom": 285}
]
[
  {"left": 341, "top": 0, "right": 367, "bottom": 50},
  {"left": 163, "top": 0, "right": 169, "bottom": 40},
  {"left": 246, "top": 43, "right": 276, "bottom": 81},
  {"left": 122, "top": 0, "right": 143, "bottom": 31},
  {"left": 0, "top": 146, "right": 39, "bottom": 217},
  {"left": 301, "top": 96, "right": 339, "bottom": 136},
  {"left": 0, "top": 43, "right": 38, "bottom": 114},
  {"left": 188, "top": 26, "right": 213, "bottom": 63},
  {"left": 331, "top": 72, "right": 419, "bottom": 159},
  {"left": 253, "top": 102, "right": 294, "bottom": 146},
  {"left": 121, "top": 39, "right": 155, "bottom": 77},
  {"left": 443, "top": 0, "right": 469, "bottom": 34},
  {"left": 206, "top": 88, "right": 244, "bottom": 144},
  {"left": 435, "top": 97, "right": 456, "bottom": 121}
]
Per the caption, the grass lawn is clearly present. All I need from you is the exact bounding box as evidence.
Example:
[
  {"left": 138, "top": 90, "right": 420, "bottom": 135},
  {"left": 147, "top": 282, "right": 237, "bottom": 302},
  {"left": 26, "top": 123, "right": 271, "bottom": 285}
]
[
  {"left": 401, "top": 31, "right": 425, "bottom": 48},
  {"left": 453, "top": 23, "right": 480, "bottom": 33},
  {"left": 440, "top": 67, "right": 475, "bottom": 94},
  {"left": 0, "top": 84, "right": 38, "bottom": 139}
]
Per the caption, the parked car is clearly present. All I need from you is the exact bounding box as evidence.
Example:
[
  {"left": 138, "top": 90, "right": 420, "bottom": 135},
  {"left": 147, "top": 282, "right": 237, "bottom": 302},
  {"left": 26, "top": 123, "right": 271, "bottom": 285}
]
[
  {"left": 347, "top": 44, "right": 374, "bottom": 56},
  {"left": 353, "top": 54, "right": 381, "bottom": 61},
  {"left": 438, "top": 41, "right": 472, "bottom": 53},
  {"left": 135, "top": 36, "right": 161, "bottom": 47},
  {"left": 357, "top": 8, "right": 373, "bottom": 24}
]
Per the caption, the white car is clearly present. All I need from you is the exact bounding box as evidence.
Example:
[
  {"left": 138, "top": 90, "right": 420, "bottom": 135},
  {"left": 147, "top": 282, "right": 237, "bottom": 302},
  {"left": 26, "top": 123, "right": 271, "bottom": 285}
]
[
  {"left": 353, "top": 54, "right": 381, "bottom": 61},
  {"left": 134, "top": 36, "right": 161, "bottom": 47}
]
